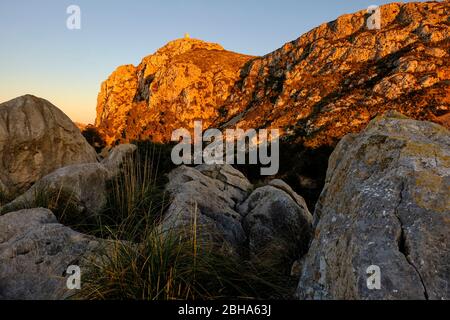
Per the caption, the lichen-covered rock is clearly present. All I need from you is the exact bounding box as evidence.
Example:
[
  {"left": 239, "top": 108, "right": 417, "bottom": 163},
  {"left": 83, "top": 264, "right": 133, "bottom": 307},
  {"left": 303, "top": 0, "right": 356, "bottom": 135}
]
[
  {"left": 238, "top": 179, "right": 312, "bottom": 268},
  {"left": 0, "top": 95, "right": 98, "bottom": 198},
  {"left": 0, "top": 208, "right": 105, "bottom": 300},
  {"left": 296, "top": 112, "right": 450, "bottom": 300}
]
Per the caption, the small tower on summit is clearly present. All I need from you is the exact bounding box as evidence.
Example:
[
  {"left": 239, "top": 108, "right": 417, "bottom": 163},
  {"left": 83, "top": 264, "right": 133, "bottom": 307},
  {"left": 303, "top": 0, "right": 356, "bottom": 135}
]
[{"left": 184, "top": 33, "right": 190, "bottom": 39}]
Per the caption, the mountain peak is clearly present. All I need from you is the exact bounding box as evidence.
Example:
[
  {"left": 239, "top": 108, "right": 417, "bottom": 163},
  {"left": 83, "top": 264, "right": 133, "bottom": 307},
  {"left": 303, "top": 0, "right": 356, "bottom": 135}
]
[
  {"left": 96, "top": 1, "right": 449, "bottom": 146},
  {"left": 144, "top": 37, "right": 225, "bottom": 63},
  {"left": 96, "top": 37, "right": 254, "bottom": 144}
]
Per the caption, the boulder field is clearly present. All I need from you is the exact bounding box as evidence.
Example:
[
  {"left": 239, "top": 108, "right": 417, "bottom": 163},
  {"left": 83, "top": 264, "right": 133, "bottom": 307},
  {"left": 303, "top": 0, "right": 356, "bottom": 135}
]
[{"left": 0, "top": 95, "right": 448, "bottom": 299}]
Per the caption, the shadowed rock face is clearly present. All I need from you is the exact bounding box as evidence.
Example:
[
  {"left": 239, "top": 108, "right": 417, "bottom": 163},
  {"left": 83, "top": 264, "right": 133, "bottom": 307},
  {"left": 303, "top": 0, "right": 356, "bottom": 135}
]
[
  {"left": 0, "top": 95, "right": 98, "bottom": 198},
  {"left": 96, "top": 2, "right": 449, "bottom": 148},
  {"left": 296, "top": 112, "right": 450, "bottom": 300}
]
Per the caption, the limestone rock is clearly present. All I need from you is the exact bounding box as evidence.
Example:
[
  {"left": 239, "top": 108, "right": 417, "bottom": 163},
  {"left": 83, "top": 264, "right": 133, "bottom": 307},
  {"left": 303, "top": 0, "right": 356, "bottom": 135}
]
[
  {"left": 238, "top": 180, "right": 313, "bottom": 268},
  {"left": 162, "top": 165, "right": 252, "bottom": 252},
  {"left": 196, "top": 164, "right": 253, "bottom": 203},
  {"left": 296, "top": 112, "right": 450, "bottom": 300},
  {"left": 2, "top": 143, "right": 139, "bottom": 216},
  {"left": 0, "top": 208, "right": 105, "bottom": 300},
  {"left": 217, "top": 2, "right": 449, "bottom": 148},
  {"left": 162, "top": 164, "right": 314, "bottom": 267},
  {"left": 3, "top": 163, "right": 110, "bottom": 217},
  {"left": 0, "top": 95, "right": 98, "bottom": 198},
  {"left": 101, "top": 143, "right": 137, "bottom": 178}
]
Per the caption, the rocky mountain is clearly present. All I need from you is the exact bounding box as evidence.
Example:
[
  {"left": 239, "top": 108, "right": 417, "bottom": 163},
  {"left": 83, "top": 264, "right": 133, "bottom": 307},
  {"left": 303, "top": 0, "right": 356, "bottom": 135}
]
[
  {"left": 96, "top": 38, "right": 254, "bottom": 145},
  {"left": 0, "top": 208, "right": 107, "bottom": 300},
  {"left": 96, "top": 1, "right": 449, "bottom": 147}
]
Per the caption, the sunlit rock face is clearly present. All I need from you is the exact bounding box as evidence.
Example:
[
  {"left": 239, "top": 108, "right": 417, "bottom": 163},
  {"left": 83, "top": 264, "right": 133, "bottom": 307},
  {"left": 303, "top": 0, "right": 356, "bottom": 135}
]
[
  {"left": 95, "top": 38, "right": 254, "bottom": 145},
  {"left": 215, "top": 1, "right": 450, "bottom": 148},
  {"left": 96, "top": 2, "right": 449, "bottom": 148}
]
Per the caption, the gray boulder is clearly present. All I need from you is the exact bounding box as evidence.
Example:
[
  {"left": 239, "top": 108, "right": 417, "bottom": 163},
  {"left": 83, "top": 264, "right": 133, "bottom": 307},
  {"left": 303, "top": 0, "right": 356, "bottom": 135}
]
[
  {"left": 162, "top": 164, "right": 314, "bottom": 266},
  {"left": 297, "top": 112, "right": 450, "bottom": 300},
  {"left": 2, "top": 163, "right": 110, "bottom": 217},
  {"left": 2, "top": 144, "right": 138, "bottom": 217},
  {"left": 0, "top": 95, "right": 98, "bottom": 199},
  {"left": 162, "top": 165, "right": 252, "bottom": 253},
  {"left": 101, "top": 143, "right": 137, "bottom": 178},
  {"left": 238, "top": 180, "right": 312, "bottom": 268},
  {"left": 0, "top": 208, "right": 106, "bottom": 300}
]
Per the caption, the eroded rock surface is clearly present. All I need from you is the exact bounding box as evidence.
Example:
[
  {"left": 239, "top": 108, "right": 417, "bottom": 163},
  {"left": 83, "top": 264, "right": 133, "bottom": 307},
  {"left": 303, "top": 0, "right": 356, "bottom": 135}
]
[
  {"left": 0, "top": 208, "right": 105, "bottom": 300},
  {"left": 162, "top": 164, "right": 313, "bottom": 264},
  {"left": 297, "top": 112, "right": 450, "bottom": 300},
  {"left": 95, "top": 38, "right": 254, "bottom": 144},
  {"left": 162, "top": 165, "right": 252, "bottom": 252},
  {"left": 2, "top": 144, "right": 137, "bottom": 217},
  {"left": 0, "top": 95, "right": 98, "bottom": 199},
  {"left": 238, "top": 179, "right": 313, "bottom": 268},
  {"left": 3, "top": 163, "right": 110, "bottom": 217}
]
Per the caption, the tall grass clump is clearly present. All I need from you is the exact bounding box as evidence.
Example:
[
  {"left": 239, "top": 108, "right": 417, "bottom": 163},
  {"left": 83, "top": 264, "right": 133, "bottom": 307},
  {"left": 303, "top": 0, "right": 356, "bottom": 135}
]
[
  {"left": 93, "top": 141, "right": 175, "bottom": 241},
  {"left": 0, "top": 189, "right": 9, "bottom": 208},
  {"left": 78, "top": 141, "right": 293, "bottom": 300},
  {"left": 0, "top": 183, "right": 87, "bottom": 229},
  {"left": 79, "top": 215, "right": 292, "bottom": 300}
]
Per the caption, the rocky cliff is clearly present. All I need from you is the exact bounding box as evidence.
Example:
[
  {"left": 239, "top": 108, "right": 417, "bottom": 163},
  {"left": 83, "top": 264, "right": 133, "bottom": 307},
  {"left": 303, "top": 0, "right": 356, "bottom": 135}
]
[
  {"left": 96, "top": 1, "right": 449, "bottom": 147},
  {"left": 96, "top": 38, "right": 254, "bottom": 144}
]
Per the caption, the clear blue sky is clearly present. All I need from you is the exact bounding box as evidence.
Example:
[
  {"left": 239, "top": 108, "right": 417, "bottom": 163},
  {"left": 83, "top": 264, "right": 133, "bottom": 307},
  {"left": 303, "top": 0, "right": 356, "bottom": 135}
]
[{"left": 0, "top": 0, "right": 421, "bottom": 123}]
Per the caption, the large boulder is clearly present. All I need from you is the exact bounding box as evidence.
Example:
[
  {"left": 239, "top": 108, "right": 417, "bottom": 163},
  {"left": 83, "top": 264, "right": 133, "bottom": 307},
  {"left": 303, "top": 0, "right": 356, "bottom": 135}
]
[
  {"left": 162, "top": 164, "right": 314, "bottom": 266},
  {"left": 0, "top": 95, "right": 98, "bottom": 199},
  {"left": 2, "top": 143, "right": 138, "bottom": 217},
  {"left": 0, "top": 208, "right": 106, "bottom": 300},
  {"left": 2, "top": 163, "right": 111, "bottom": 217},
  {"left": 101, "top": 143, "right": 137, "bottom": 178},
  {"left": 238, "top": 179, "right": 313, "bottom": 268},
  {"left": 297, "top": 112, "right": 450, "bottom": 300},
  {"left": 162, "top": 165, "right": 252, "bottom": 253},
  {"left": 95, "top": 38, "right": 254, "bottom": 145},
  {"left": 96, "top": 2, "right": 449, "bottom": 147}
]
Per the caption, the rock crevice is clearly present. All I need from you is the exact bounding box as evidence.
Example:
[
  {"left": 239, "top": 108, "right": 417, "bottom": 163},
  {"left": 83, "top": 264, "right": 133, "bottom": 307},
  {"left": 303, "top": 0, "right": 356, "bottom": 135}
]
[{"left": 394, "top": 181, "right": 429, "bottom": 300}]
